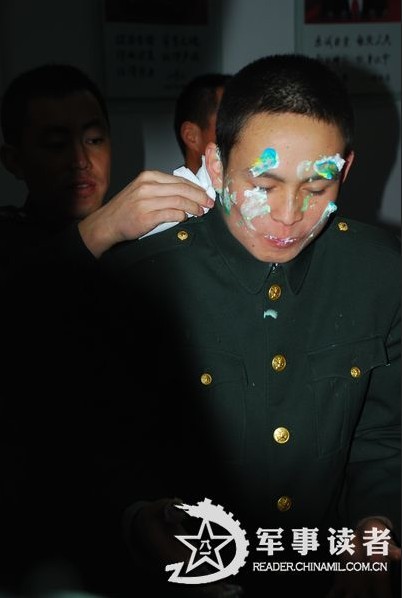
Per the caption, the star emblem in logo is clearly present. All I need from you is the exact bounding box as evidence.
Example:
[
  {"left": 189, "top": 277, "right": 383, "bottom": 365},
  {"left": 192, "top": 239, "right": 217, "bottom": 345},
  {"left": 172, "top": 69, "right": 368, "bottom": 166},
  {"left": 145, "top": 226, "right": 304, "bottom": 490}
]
[
  {"left": 176, "top": 518, "right": 233, "bottom": 573},
  {"left": 165, "top": 498, "right": 249, "bottom": 585}
]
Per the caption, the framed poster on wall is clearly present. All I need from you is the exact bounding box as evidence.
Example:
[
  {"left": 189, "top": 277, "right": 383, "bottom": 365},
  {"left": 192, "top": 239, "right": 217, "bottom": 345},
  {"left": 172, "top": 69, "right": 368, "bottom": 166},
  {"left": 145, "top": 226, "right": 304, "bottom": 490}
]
[
  {"left": 295, "top": 0, "right": 401, "bottom": 96},
  {"left": 102, "top": 0, "right": 222, "bottom": 99}
]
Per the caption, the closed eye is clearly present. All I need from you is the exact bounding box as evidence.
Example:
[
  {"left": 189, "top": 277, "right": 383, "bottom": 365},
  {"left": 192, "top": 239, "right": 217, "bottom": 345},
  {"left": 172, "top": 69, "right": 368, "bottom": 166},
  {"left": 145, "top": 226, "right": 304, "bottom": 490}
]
[
  {"left": 85, "top": 136, "right": 106, "bottom": 145},
  {"left": 255, "top": 185, "right": 275, "bottom": 193},
  {"left": 306, "top": 189, "right": 327, "bottom": 196}
]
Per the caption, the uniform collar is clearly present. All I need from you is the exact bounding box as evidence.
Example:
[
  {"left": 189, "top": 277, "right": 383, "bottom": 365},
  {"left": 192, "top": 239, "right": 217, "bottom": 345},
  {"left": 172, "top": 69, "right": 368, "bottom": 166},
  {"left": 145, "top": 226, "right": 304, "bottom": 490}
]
[{"left": 206, "top": 200, "right": 316, "bottom": 295}]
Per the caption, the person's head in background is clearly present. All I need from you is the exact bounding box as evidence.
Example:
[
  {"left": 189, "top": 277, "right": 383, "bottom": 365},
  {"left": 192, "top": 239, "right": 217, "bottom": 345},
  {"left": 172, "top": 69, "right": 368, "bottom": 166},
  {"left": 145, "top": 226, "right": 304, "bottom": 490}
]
[
  {"left": 174, "top": 73, "right": 231, "bottom": 174},
  {"left": 0, "top": 64, "right": 111, "bottom": 227}
]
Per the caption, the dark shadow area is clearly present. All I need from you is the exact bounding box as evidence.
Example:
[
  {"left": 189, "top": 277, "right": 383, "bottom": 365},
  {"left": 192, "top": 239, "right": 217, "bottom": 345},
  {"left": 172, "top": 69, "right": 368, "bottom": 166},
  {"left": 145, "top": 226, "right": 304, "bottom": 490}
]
[
  {"left": 333, "top": 60, "right": 400, "bottom": 235},
  {"left": 105, "top": 106, "right": 145, "bottom": 202}
]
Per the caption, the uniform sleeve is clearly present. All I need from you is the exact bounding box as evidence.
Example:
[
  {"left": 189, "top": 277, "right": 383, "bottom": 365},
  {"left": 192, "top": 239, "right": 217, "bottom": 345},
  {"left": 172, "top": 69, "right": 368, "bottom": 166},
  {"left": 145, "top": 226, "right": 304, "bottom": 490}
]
[{"left": 341, "top": 303, "right": 401, "bottom": 541}]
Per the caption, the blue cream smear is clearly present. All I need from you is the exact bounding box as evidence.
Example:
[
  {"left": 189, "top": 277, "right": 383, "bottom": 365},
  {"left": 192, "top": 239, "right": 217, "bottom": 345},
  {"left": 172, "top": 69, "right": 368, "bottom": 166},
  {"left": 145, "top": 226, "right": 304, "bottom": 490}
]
[
  {"left": 297, "top": 153, "right": 345, "bottom": 181},
  {"left": 249, "top": 147, "right": 279, "bottom": 177},
  {"left": 323, "top": 200, "right": 338, "bottom": 217},
  {"left": 263, "top": 309, "right": 278, "bottom": 319}
]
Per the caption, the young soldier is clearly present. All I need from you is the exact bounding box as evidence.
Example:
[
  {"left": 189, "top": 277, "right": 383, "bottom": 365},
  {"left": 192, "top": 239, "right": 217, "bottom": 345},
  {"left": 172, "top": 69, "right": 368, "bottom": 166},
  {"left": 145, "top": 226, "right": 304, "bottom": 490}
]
[{"left": 97, "top": 54, "right": 400, "bottom": 597}]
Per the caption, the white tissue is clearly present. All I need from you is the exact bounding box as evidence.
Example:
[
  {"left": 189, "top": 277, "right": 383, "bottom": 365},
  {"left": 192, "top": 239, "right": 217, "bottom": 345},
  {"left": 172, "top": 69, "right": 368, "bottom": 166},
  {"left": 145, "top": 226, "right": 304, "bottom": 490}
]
[
  {"left": 140, "top": 156, "right": 215, "bottom": 238},
  {"left": 174, "top": 157, "right": 216, "bottom": 201}
]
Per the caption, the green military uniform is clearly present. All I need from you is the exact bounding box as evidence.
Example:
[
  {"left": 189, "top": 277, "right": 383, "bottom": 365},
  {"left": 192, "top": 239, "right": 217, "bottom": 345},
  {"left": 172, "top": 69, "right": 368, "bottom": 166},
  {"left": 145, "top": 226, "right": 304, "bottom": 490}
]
[{"left": 100, "top": 200, "right": 400, "bottom": 595}]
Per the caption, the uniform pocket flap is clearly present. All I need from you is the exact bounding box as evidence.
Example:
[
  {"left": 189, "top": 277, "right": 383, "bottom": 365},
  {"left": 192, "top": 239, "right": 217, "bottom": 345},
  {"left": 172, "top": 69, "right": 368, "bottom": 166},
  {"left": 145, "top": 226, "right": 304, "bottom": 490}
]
[
  {"left": 188, "top": 349, "right": 247, "bottom": 388},
  {"left": 308, "top": 336, "right": 388, "bottom": 381}
]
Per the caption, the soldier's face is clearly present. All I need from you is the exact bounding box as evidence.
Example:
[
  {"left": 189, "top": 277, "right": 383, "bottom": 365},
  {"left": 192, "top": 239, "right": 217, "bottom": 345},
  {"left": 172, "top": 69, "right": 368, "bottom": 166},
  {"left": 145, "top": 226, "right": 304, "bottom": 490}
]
[
  {"left": 15, "top": 91, "right": 111, "bottom": 221},
  {"left": 206, "top": 112, "right": 354, "bottom": 263}
]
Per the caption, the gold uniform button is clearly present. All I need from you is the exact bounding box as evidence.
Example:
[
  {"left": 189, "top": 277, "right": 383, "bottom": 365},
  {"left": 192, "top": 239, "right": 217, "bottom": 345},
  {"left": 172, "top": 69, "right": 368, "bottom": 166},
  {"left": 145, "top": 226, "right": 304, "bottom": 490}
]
[
  {"left": 338, "top": 221, "right": 349, "bottom": 232},
  {"left": 200, "top": 372, "right": 212, "bottom": 385},
  {"left": 277, "top": 496, "right": 292, "bottom": 512},
  {"left": 350, "top": 366, "right": 361, "bottom": 378},
  {"left": 177, "top": 230, "right": 189, "bottom": 241},
  {"left": 273, "top": 427, "right": 290, "bottom": 444},
  {"left": 272, "top": 354, "right": 287, "bottom": 372},
  {"left": 268, "top": 284, "right": 282, "bottom": 301}
]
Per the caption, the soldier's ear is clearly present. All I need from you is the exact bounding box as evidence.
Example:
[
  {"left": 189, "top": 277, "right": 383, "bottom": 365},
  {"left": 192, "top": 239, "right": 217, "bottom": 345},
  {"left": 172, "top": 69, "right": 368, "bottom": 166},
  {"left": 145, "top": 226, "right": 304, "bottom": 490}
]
[
  {"left": 180, "top": 121, "right": 203, "bottom": 153},
  {"left": 0, "top": 144, "right": 25, "bottom": 180},
  {"left": 205, "top": 142, "right": 223, "bottom": 192},
  {"left": 341, "top": 150, "right": 355, "bottom": 183}
]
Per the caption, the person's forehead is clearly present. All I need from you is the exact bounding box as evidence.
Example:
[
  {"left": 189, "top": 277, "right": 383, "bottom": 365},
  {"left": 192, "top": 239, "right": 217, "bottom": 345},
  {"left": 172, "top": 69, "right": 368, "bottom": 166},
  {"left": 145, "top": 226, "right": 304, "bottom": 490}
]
[
  {"left": 25, "top": 90, "right": 106, "bottom": 132},
  {"left": 236, "top": 112, "right": 344, "bottom": 150}
]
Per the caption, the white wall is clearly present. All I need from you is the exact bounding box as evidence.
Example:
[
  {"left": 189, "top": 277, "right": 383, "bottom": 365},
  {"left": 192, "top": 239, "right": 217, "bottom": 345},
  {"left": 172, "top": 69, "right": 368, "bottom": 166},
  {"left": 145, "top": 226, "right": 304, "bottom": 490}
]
[
  {"left": 140, "top": 0, "right": 298, "bottom": 180},
  {"left": 221, "top": 0, "right": 296, "bottom": 71},
  {"left": 0, "top": 0, "right": 400, "bottom": 229}
]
